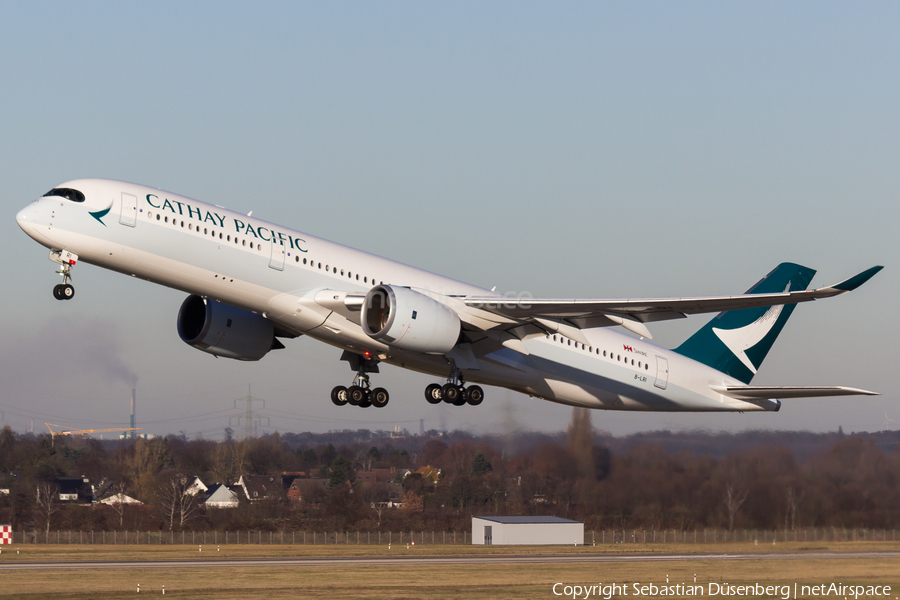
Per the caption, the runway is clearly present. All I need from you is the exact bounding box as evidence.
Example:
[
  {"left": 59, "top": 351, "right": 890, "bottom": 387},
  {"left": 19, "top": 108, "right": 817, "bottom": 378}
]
[{"left": 3, "top": 550, "right": 899, "bottom": 571}]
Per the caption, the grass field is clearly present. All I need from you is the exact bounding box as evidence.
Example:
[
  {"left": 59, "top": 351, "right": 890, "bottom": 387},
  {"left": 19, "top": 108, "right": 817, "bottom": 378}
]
[{"left": 1, "top": 542, "right": 899, "bottom": 599}]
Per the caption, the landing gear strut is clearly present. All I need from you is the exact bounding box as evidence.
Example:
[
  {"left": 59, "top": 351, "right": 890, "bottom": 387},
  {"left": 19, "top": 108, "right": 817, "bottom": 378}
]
[
  {"left": 50, "top": 250, "right": 78, "bottom": 301},
  {"left": 331, "top": 351, "right": 389, "bottom": 409},
  {"left": 424, "top": 363, "right": 484, "bottom": 407}
]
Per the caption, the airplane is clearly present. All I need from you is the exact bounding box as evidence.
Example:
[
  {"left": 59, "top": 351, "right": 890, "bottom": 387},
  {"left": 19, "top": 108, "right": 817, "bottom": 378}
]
[{"left": 16, "top": 179, "right": 882, "bottom": 413}]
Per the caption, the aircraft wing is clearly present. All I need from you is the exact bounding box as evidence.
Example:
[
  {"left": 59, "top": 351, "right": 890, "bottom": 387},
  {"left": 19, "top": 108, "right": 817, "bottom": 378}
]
[
  {"left": 461, "top": 266, "right": 882, "bottom": 339},
  {"left": 710, "top": 385, "right": 880, "bottom": 400}
]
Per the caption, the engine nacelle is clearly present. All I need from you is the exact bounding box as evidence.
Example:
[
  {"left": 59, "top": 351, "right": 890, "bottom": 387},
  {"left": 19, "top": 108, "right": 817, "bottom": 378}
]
[
  {"left": 177, "top": 295, "right": 282, "bottom": 361},
  {"left": 361, "top": 285, "right": 461, "bottom": 354}
]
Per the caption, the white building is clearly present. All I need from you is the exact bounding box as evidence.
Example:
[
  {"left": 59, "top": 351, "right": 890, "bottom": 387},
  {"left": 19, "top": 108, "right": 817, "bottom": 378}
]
[
  {"left": 203, "top": 483, "right": 240, "bottom": 508},
  {"left": 99, "top": 493, "right": 143, "bottom": 505},
  {"left": 472, "top": 516, "right": 584, "bottom": 545}
]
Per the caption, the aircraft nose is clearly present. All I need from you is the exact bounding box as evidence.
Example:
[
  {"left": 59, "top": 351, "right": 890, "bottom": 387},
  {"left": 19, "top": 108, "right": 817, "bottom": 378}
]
[{"left": 16, "top": 205, "right": 33, "bottom": 231}]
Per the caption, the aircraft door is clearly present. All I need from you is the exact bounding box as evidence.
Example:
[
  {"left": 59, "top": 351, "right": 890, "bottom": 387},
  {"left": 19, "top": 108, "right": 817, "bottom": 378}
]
[
  {"left": 269, "top": 240, "right": 286, "bottom": 271},
  {"left": 654, "top": 356, "right": 669, "bottom": 390},
  {"left": 119, "top": 192, "right": 137, "bottom": 227}
]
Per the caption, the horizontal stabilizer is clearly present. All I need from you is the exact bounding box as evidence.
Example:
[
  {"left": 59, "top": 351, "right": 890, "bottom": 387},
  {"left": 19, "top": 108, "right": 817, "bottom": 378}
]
[{"left": 710, "top": 385, "right": 879, "bottom": 400}]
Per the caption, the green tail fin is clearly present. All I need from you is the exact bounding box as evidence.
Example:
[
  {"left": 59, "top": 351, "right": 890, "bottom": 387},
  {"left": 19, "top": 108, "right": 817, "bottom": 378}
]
[{"left": 674, "top": 263, "right": 816, "bottom": 384}]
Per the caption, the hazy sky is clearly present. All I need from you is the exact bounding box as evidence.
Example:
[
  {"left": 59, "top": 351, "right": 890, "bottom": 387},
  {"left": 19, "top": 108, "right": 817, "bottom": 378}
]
[{"left": 1, "top": 2, "right": 897, "bottom": 439}]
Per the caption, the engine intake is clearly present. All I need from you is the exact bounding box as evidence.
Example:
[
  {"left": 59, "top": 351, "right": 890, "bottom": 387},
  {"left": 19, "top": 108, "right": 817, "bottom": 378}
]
[
  {"left": 177, "top": 295, "right": 283, "bottom": 361},
  {"left": 361, "top": 285, "right": 461, "bottom": 354}
]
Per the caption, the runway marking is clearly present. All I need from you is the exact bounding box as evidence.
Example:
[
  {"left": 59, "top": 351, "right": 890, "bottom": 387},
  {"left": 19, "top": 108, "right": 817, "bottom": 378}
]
[{"left": 3, "top": 551, "right": 900, "bottom": 571}]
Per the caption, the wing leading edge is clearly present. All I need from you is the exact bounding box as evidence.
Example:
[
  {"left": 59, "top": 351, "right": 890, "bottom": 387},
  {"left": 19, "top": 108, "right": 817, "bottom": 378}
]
[
  {"left": 464, "top": 265, "right": 882, "bottom": 321},
  {"left": 462, "top": 265, "right": 883, "bottom": 333}
]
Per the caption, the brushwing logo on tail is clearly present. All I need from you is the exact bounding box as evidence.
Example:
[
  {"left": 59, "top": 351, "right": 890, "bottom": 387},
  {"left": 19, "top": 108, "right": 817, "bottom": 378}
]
[{"left": 712, "top": 284, "right": 789, "bottom": 374}]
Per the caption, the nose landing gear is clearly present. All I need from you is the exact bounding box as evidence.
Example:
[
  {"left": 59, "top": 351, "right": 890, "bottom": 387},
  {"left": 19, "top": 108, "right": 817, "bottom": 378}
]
[{"left": 50, "top": 250, "right": 78, "bottom": 301}]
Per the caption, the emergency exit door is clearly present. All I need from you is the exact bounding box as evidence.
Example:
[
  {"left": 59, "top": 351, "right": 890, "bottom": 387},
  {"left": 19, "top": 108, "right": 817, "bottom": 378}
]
[
  {"left": 269, "top": 240, "right": 285, "bottom": 270},
  {"left": 654, "top": 356, "right": 669, "bottom": 390},
  {"left": 119, "top": 192, "right": 137, "bottom": 227}
]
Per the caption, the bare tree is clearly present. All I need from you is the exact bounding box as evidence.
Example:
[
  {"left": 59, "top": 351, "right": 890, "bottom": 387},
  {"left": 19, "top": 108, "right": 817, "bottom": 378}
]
[
  {"left": 157, "top": 472, "right": 200, "bottom": 530},
  {"left": 567, "top": 407, "right": 595, "bottom": 480},
  {"left": 104, "top": 481, "right": 133, "bottom": 528},
  {"left": 157, "top": 476, "right": 180, "bottom": 531},
  {"left": 178, "top": 484, "right": 199, "bottom": 528},
  {"left": 35, "top": 481, "right": 59, "bottom": 535},
  {"left": 785, "top": 486, "right": 803, "bottom": 530},
  {"left": 361, "top": 482, "right": 391, "bottom": 528},
  {"left": 723, "top": 484, "right": 748, "bottom": 531}
]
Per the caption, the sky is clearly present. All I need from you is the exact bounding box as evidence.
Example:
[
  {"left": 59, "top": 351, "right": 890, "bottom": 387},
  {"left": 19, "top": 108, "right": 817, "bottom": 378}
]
[{"left": 0, "top": 2, "right": 897, "bottom": 440}]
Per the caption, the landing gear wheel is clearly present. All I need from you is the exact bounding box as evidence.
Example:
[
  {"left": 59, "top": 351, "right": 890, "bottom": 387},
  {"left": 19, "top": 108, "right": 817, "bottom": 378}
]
[
  {"left": 348, "top": 385, "right": 367, "bottom": 405},
  {"left": 370, "top": 387, "right": 389, "bottom": 408},
  {"left": 358, "top": 391, "right": 372, "bottom": 408},
  {"left": 442, "top": 383, "right": 464, "bottom": 404},
  {"left": 425, "top": 383, "right": 442, "bottom": 405},
  {"left": 53, "top": 284, "right": 74, "bottom": 300},
  {"left": 331, "top": 386, "right": 348, "bottom": 406},
  {"left": 465, "top": 385, "right": 484, "bottom": 406},
  {"left": 452, "top": 389, "right": 467, "bottom": 406}
]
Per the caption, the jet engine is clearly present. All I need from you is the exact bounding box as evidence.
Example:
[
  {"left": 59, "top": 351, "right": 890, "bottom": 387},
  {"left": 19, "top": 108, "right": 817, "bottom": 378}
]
[
  {"left": 177, "top": 295, "right": 284, "bottom": 361},
  {"left": 361, "top": 285, "right": 461, "bottom": 354}
]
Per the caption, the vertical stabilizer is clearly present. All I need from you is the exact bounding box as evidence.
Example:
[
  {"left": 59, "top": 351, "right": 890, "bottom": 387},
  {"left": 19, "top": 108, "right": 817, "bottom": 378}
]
[{"left": 674, "top": 263, "right": 816, "bottom": 384}]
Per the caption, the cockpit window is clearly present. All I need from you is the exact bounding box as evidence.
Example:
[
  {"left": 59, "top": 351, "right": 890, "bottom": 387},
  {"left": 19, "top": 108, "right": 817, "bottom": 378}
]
[{"left": 43, "top": 188, "right": 85, "bottom": 203}]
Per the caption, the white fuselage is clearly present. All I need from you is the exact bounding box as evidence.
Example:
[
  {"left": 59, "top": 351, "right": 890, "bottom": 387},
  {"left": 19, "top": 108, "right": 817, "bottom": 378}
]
[{"left": 16, "top": 179, "right": 773, "bottom": 413}]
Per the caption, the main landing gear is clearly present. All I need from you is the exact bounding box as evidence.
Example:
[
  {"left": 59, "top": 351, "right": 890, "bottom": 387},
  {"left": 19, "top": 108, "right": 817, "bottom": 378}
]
[
  {"left": 331, "top": 351, "right": 389, "bottom": 409},
  {"left": 50, "top": 250, "right": 78, "bottom": 301},
  {"left": 424, "top": 365, "right": 484, "bottom": 407}
]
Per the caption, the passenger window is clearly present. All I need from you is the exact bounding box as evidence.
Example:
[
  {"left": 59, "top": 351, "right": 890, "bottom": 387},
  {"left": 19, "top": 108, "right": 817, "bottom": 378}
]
[
  {"left": 203, "top": 228, "right": 207, "bottom": 234},
  {"left": 164, "top": 216, "right": 168, "bottom": 223},
  {"left": 157, "top": 215, "right": 160, "bottom": 221},
  {"left": 553, "top": 335, "right": 557, "bottom": 342},
  {"left": 181, "top": 221, "right": 184, "bottom": 227},
  {"left": 645, "top": 364, "right": 649, "bottom": 371},
  {"left": 341, "top": 270, "right": 344, "bottom": 276},
  {"left": 219, "top": 233, "right": 223, "bottom": 239},
  {"left": 334, "top": 267, "right": 337, "bottom": 273},
  {"left": 617, "top": 355, "right": 621, "bottom": 361},
  {"left": 227, "top": 235, "right": 230, "bottom": 241},
  {"left": 242, "top": 240, "right": 246, "bottom": 246},
  {"left": 295, "top": 256, "right": 299, "bottom": 262}
]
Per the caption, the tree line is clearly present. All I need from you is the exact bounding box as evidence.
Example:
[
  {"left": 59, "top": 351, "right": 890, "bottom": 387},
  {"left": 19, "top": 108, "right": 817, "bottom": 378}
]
[{"left": 1, "top": 410, "right": 899, "bottom": 534}]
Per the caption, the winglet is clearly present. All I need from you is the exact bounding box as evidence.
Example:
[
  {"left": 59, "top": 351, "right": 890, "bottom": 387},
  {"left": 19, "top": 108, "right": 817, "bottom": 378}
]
[{"left": 831, "top": 266, "right": 883, "bottom": 292}]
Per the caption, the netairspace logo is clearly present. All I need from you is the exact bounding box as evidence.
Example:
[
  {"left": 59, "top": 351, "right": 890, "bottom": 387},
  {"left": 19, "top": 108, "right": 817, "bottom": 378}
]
[{"left": 551, "top": 581, "right": 893, "bottom": 599}]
